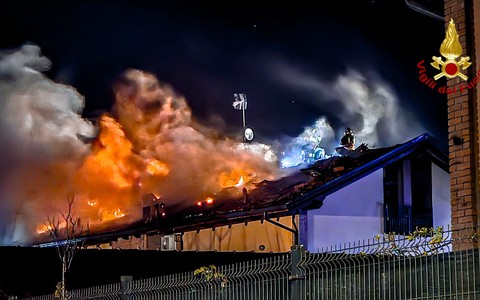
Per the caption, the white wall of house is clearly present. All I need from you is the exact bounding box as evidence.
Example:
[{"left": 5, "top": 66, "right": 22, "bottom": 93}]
[
  {"left": 304, "top": 161, "right": 450, "bottom": 253},
  {"left": 432, "top": 163, "right": 451, "bottom": 230},
  {"left": 306, "top": 169, "right": 384, "bottom": 252}
]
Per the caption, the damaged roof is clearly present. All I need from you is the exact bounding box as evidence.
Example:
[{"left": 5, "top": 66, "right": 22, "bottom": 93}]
[{"left": 35, "top": 133, "right": 448, "bottom": 247}]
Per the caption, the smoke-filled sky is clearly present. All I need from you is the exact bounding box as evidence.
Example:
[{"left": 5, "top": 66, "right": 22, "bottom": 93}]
[
  {"left": 0, "top": 0, "right": 447, "bottom": 144},
  {"left": 0, "top": 0, "right": 448, "bottom": 244}
]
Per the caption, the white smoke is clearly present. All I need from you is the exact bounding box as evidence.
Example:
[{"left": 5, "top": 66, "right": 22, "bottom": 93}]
[
  {"left": 280, "top": 117, "right": 335, "bottom": 168},
  {"left": 112, "top": 69, "right": 281, "bottom": 205},
  {"left": 0, "top": 44, "right": 95, "bottom": 161},
  {"left": 271, "top": 59, "right": 425, "bottom": 149},
  {"left": 0, "top": 44, "right": 95, "bottom": 245}
]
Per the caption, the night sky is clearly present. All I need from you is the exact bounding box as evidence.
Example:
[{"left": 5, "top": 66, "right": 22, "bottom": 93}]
[
  {"left": 0, "top": 0, "right": 447, "bottom": 147},
  {"left": 0, "top": 1, "right": 453, "bottom": 293}
]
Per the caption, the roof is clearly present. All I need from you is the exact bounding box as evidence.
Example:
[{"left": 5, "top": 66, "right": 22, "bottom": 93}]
[{"left": 34, "top": 133, "right": 448, "bottom": 247}]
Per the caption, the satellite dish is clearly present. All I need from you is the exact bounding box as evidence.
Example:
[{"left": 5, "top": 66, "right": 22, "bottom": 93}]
[{"left": 244, "top": 127, "right": 254, "bottom": 142}]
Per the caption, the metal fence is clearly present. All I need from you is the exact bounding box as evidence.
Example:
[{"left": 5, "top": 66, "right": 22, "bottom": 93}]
[{"left": 24, "top": 226, "right": 480, "bottom": 300}]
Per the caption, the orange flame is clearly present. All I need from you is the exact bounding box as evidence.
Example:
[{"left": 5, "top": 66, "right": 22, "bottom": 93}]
[
  {"left": 219, "top": 169, "right": 254, "bottom": 189},
  {"left": 113, "top": 208, "right": 126, "bottom": 218},
  {"left": 36, "top": 221, "right": 67, "bottom": 234},
  {"left": 73, "top": 114, "right": 141, "bottom": 225},
  {"left": 79, "top": 115, "right": 139, "bottom": 189},
  {"left": 30, "top": 70, "right": 280, "bottom": 239},
  {"left": 235, "top": 176, "right": 245, "bottom": 188},
  {"left": 146, "top": 159, "right": 169, "bottom": 176},
  {"left": 87, "top": 200, "right": 98, "bottom": 207},
  {"left": 98, "top": 208, "right": 126, "bottom": 223}
]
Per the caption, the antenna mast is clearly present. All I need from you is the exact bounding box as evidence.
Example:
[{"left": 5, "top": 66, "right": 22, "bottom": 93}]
[{"left": 232, "top": 93, "right": 254, "bottom": 142}]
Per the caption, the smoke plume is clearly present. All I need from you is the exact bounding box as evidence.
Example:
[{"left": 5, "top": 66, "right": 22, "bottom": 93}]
[
  {"left": 0, "top": 45, "right": 425, "bottom": 245},
  {"left": 110, "top": 69, "right": 280, "bottom": 205},
  {"left": 0, "top": 44, "right": 95, "bottom": 245},
  {"left": 271, "top": 59, "right": 425, "bottom": 152},
  {"left": 0, "top": 47, "right": 281, "bottom": 245}
]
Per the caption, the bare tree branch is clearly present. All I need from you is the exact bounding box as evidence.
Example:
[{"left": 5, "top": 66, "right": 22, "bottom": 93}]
[{"left": 43, "top": 194, "right": 89, "bottom": 300}]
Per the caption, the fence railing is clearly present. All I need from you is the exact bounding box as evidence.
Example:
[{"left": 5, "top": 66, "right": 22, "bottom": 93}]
[
  {"left": 23, "top": 226, "right": 480, "bottom": 299},
  {"left": 299, "top": 226, "right": 478, "bottom": 299}
]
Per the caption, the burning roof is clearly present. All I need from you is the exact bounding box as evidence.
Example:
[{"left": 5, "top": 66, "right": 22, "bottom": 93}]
[
  {"left": 33, "top": 133, "right": 448, "bottom": 247},
  {"left": 1, "top": 58, "right": 281, "bottom": 246},
  {"left": 0, "top": 44, "right": 444, "bottom": 247}
]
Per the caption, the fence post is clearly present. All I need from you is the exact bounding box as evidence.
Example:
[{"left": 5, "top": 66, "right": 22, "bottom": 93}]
[
  {"left": 290, "top": 245, "right": 305, "bottom": 300},
  {"left": 120, "top": 275, "right": 133, "bottom": 299}
]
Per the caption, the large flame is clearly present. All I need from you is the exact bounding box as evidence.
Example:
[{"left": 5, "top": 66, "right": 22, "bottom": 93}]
[
  {"left": 110, "top": 69, "right": 280, "bottom": 204},
  {"left": 72, "top": 114, "right": 142, "bottom": 225},
  {"left": 0, "top": 56, "right": 280, "bottom": 243},
  {"left": 28, "top": 69, "right": 280, "bottom": 237},
  {"left": 440, "top": 19, "right": 463, "bottom": 60},
  {"left": 78, "top": 115, "right": 139, "bottom": 189}
]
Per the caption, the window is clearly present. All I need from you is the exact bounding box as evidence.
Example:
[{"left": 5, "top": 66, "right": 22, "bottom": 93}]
[{"left": 383, "top": 156, "right": 433, "bottom": 234}]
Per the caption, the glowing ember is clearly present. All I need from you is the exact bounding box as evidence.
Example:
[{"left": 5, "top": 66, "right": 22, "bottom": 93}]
[{"left": 196, "top": 197, "right": 214, "bottom": 207}]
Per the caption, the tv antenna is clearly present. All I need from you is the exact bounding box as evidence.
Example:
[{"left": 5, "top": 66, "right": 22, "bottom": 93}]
[{"left": 232, "top": 93, "right": 254, "bottom": 142}]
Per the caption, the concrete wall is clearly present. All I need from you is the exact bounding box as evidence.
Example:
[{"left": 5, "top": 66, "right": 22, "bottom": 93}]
[
  {"left": 306, "top": 162, "right": 451, "bottom": 252},
  {"left": 307, "top": 169, "right": 384, "bottom": 252}
]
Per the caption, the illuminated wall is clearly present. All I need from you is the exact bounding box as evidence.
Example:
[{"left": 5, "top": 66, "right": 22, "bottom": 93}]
[
  {"left": 181, "top": 217, "right": 294, "bottom": 252},
  {"left": 305, "top": 162, "right": 450, "bottom": 252},
  {"left": 306, "top": 169, "right": 384, "bottom": 252}
]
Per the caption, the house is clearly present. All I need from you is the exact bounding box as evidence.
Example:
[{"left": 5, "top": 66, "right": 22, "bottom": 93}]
[
  {"left": 34, "top": 133, "right": 449, "bottom": 254},
  {"left": 299, "top": 133, "right": 449, "bottom": 251}
]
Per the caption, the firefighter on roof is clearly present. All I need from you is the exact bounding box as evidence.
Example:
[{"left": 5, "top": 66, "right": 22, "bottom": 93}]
[{"left": 340, "top": 128, "right": 355, "bottom": 150}]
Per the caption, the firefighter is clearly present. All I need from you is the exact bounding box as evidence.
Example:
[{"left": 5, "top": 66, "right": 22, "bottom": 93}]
[{"left": 340, "top": 128, "right": 355, "bottom": 150}]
